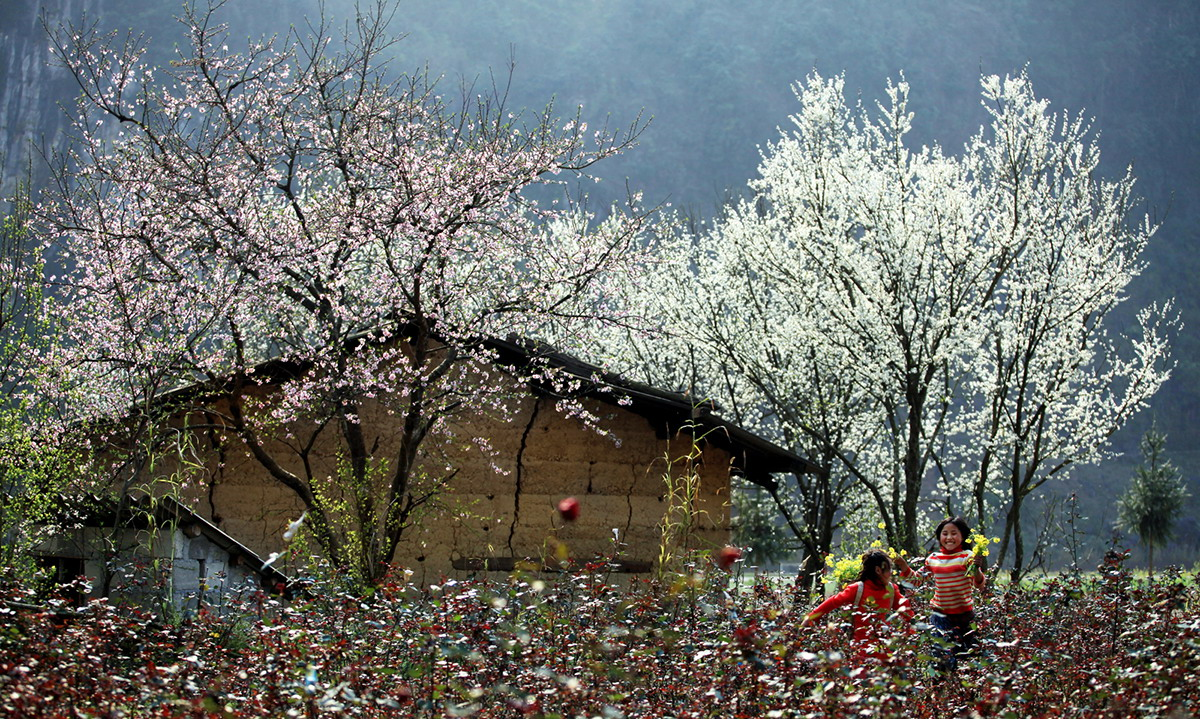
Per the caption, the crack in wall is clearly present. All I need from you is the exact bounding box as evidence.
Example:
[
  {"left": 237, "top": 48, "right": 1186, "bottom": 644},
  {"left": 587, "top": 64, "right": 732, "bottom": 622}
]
[
  {"left": 625, "top": 459, "right": 639, "bottom": 547},
  {"left": 508, "top": 397, "right": 540, "bottom": 554},
  {"left": 203, "top": 410, "right": 226, "bottom": 525},
  {"left": 628, "top": 458, "right": 648, "bottom": 549},
  {"left": 636, "top": 426, "right": 677, "bottom": 554}
]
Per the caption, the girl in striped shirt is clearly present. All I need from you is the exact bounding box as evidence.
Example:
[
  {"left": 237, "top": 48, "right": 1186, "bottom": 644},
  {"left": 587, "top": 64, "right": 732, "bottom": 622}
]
[{"left": 896, "top": 517, "right": 985, "bottom": 671}]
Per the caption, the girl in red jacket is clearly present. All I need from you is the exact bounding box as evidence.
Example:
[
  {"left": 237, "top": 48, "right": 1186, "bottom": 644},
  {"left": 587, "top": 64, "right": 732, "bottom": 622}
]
[{"left": 800, "top": 548, "right": 913, "bottom": 662}]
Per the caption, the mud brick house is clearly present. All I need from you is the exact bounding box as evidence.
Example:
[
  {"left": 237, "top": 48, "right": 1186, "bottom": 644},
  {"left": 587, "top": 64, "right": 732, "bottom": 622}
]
[{"left": 148, "top": 336, "right": 817, "bottom": 586}]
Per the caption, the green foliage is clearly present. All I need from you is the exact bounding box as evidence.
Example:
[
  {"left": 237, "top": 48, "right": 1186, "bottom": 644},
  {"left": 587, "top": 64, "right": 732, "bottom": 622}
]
[
  {"left": 1118, "top": 424, "right": 1189, "bottom": 573},
  {"left": 0, "top": 182, "right": 80, "bottom": 582},
  {"left": 654, "top": 427, "right": 711, "bottom": 577},
  {"left": 730, "top": 480, "right": 792, "bottom": 568},
  {"left": 0, "top": 412, "right": 82, "bottom": 582}
]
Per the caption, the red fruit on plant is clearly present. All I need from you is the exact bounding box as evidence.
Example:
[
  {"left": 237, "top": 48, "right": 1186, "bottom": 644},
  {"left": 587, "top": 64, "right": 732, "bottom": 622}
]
[
  {"left": 557, "top": 496, "right": 580, "bottom": 521},
  {"left": 716, "top": 545, "right": 743, "bottom": 570},
  {"left": 733, "top": 623, "right": 757, "bottom": 645}
]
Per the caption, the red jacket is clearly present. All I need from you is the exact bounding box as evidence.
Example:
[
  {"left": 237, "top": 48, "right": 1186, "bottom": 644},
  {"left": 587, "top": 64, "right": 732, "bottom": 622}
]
[{"left": 805, "top": 580, "right": 913, "bottom": 645}]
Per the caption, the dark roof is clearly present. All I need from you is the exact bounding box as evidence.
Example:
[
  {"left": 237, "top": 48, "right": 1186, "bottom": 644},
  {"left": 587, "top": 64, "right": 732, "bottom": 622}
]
[
  {"left": 152, "top": 496, "right": 293, "bottom": 589},
  {"left": 483, "top": 336, "right": 824, "bottom": 482},
  {"left": 155, "top": 327, "right": 823, "bottom": 484}
]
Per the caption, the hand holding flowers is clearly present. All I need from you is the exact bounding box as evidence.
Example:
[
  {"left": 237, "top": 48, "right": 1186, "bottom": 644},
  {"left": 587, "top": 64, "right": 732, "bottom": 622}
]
[{"left": 966, "top": 529, "right": 998, "bottom": 576}]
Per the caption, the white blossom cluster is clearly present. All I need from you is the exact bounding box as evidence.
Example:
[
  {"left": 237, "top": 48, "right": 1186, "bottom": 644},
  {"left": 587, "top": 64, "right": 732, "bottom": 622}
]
[{"left": 596, "top": 71, "right": 1175, "bottom": 574}]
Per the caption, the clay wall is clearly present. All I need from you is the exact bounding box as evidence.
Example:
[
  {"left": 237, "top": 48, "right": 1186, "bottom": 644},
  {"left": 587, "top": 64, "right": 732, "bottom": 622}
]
[{"left": 178, "top": 387, "right": 734, "bottom": 585}]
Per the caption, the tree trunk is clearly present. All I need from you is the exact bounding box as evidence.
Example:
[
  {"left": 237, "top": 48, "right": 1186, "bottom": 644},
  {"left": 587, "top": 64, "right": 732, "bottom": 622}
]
[
  {"left": 1009, "top": 497, "right": 1024, "bottom": 584},
  {"left": 902, "top": 371, "right": 927, "bottom": 556}
]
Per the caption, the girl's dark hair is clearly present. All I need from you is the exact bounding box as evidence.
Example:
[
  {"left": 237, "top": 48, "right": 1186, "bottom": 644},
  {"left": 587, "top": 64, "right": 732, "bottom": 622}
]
[
  {"left": 857, "top": 548, "right": 892, "bottom": 587},
  {"left": 934, "top": 516, "right": 974, "bottom": 551}
]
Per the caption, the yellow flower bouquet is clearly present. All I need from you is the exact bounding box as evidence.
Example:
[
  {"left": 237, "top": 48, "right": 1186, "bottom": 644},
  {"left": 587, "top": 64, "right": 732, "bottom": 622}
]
[{"left": 968, "top": 529, "right": 999, "bottom": 559}]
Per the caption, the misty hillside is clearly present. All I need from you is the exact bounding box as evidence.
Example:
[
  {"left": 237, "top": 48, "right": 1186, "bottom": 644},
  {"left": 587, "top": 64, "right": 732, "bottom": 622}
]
[{"left": 3, "top": 0, "right": 1198, "bottom": 567}]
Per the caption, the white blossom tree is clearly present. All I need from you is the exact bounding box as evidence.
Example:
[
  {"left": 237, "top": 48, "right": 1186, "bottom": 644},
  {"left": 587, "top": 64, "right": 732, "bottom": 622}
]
[
  {"left": 604, "top": 209, "right": 868, "bottom": 591},
  {"left": 603, "top": 71, "right": 1174, "bottom": 578},
  {"left": 961, "top": 73, "right": 1175, "bottom": 577},
  {"left": 38, "top": 0, "right": 653, "bottom": 589}
]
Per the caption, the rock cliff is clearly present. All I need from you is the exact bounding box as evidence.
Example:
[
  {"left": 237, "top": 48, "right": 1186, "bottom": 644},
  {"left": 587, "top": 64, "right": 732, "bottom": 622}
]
[{"left": 0, "top": 0, "right": 100, "bottom": 202}]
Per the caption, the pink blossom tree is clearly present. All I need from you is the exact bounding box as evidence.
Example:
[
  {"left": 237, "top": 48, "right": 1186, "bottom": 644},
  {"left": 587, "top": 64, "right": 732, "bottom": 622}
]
[{"left": 38, "top": 0, "right": 653, "bottom": 588}]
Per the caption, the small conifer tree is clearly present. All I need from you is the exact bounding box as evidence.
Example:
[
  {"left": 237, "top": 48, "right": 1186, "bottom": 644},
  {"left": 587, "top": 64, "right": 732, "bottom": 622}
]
[{"left": 1118, "top": 424, "right": 1189, "bottom": 576}]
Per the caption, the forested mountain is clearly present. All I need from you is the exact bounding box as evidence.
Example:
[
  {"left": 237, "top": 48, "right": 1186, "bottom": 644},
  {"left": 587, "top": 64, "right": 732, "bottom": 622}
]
[{"left": 3, "top": 0, "right": 1198, "bottom": 564}]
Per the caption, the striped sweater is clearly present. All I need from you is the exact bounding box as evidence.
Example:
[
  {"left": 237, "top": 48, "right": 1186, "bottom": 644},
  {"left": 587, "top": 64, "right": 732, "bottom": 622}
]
[{"left": 903, "top": 550, "right": 981, "bottom": 614}]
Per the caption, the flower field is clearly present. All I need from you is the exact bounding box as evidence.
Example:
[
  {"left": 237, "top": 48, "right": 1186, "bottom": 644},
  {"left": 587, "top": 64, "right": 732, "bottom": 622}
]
[{"left": 0, "top": 554, "right": 1196, "bottom": 718}]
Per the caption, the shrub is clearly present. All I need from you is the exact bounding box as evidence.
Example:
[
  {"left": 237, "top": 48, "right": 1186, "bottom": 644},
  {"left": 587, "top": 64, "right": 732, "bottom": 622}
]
[{"left": 0, "top": 553, "right": 1196, "bottom": 717}]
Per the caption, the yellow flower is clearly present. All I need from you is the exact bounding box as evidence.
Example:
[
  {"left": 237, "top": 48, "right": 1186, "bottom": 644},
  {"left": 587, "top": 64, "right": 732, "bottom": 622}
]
[
  {"left": 877, "top": 522, "right": 886, "bottom": 530},
  {"left": 828, "top": 544, "right": 905, "bottom": 584},
  {"left": 832, "top": 556, "right": 861, "bottom": 584},
  {"left": 968, "top": 529, "right": 991, "bottom": 558}
]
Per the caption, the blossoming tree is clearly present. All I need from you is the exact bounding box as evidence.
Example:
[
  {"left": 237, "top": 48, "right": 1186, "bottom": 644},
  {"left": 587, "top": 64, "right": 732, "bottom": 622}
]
[
  {"left": 38, "top": 1, "right": 652, "bottom": 588},
  {"left": 959, "top": 73, "right": 1175, "bottom": 576},
  {"left": 601, "top": 209, "right": 867, "bottom": 591},
  {"left": 605, "top": 71, "right": 1174, "bottom": 579}
]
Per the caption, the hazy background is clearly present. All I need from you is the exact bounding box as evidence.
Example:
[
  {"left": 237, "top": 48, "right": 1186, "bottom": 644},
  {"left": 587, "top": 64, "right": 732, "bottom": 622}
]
[{"left": 3, "top": 0, "right": 1198, "bottom": 568}]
